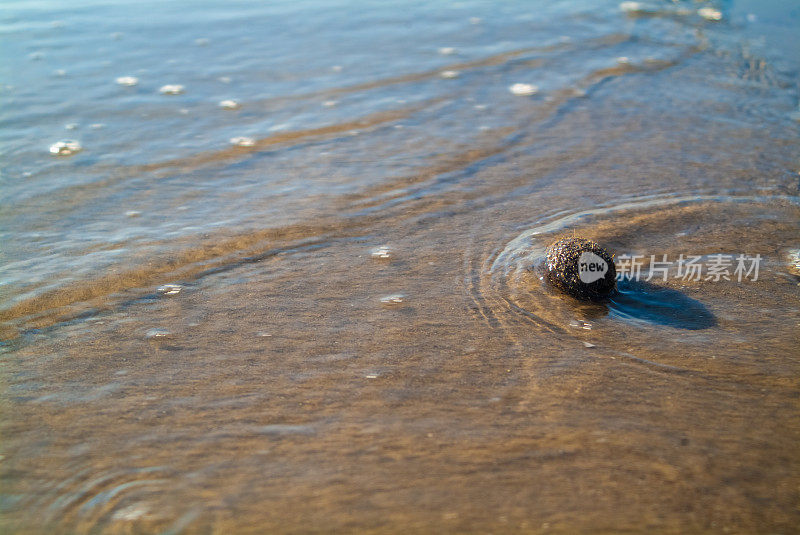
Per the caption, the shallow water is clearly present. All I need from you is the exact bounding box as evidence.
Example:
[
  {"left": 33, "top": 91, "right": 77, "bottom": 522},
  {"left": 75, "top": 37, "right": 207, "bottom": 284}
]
[{"left": 1, "top": 0, "right": 799, "bottom": 533}]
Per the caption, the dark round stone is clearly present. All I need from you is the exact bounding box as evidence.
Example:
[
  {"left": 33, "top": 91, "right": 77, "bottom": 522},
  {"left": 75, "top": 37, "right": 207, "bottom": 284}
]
[{"left": 544, "top": 237, "right": 616, "bottom": 300}]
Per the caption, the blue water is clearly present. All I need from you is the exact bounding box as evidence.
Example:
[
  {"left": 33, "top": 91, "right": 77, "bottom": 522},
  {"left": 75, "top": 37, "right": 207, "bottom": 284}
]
[{"left": 1, "top": 0, "right": 797, "bottom": 315}]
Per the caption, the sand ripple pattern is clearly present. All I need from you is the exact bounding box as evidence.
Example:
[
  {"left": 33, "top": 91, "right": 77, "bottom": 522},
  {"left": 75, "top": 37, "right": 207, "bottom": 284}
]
[{"left": 466, "top": 194, "right": 800, "bottom": 359}]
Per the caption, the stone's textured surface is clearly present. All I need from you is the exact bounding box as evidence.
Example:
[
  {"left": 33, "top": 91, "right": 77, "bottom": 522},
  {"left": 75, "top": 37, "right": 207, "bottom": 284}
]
[{"left": 544, "top": 237, "right": 616, "bottom": 300}]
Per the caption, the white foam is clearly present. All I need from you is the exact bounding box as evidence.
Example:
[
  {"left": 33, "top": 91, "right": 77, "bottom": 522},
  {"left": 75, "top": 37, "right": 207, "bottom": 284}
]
[
  {"left": 145, "top": 328, "right": 172, "bottom": 339},
  {"left": 698, "top": 7, "right": 722, "bottom": 21},
  {"left": 371, "top": 246, "right": 391, "bottom": 259},
  {"left": 219, "top": 99, "right": 240, "bottom": 109},
  {"left": 380, "top": 294, "right": 405, "bottom": 305},
  {"left": 159, "top": 84, "right": 185, "bottom": 95},
  {"left": 230, "top": 136, "right": 255, "bottom": 147},
  {"left": 619, "top": 2, "right": 642, "bottom": 13},
  {"left": 509, "top": 83, "right": 538, "bottom": 96},
  {"left": 116, "top": 76, "right": 139, "bottom": 86},
  {"left": 49, "top": 140, "right": 82, "bottom": 156},
  {"left": 157, "top": 284, "right": 182, "bottom": 296}
]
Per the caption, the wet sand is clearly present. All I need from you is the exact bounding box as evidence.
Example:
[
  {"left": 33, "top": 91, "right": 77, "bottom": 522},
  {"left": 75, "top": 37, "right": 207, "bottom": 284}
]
[
  {"left": 4, "top": 195, "right": 799, "bottom": 533},
  {"left": 2, "top": 0, "right": 799, "bottom": 533}
]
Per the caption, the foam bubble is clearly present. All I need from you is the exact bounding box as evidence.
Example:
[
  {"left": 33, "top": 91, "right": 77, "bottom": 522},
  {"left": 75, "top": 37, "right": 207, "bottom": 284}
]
[
  {"left": 509, "top": 83, "right": 538, "bottom": 96},
  {"left": 157, "top": 284, "right": 182, "bottom": 296},
  {"left": 112, "top": 505, "right": 149, "bottom": 521},
  {"left": 219, "top": 99, "right": 240, "bottom": 109},
  {"left": 159, "top": 84, "right": 185, "bottom": 95},
  {"left": 787, "top": 250, "right": 800, "bottom": 275},
  {"left": 230, "top": 136, "right": 255, "bottom": 147},
  {"left": 49, "top": 140, "right": 82, "bottom": 156},
  {"left": 380, "top": 294, "right": 405, "bottom": 305},
  {"left": 440, "top": 70, "right": 460, "bottom": 79},
  {"left": 116, "top": 76, "right": 139, "bottom": 86},
  {"left": 371, "top": 246, "right": 391, "bottom": 259},
  {"left": 698, "top": 7, "right": 722, "bottom": 21},
  {"left": 619, "top": 1, "right": 642, "bottom": 13},
  {"left": 438, "top": 47, "right": 456, "bottom": 55},
  {"left": 145, "top": 328, "right": 172, "bottom": 339}
]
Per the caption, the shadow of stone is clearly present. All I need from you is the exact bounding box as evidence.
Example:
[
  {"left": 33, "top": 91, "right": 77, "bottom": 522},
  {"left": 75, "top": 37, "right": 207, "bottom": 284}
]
[{"left": 605, "top": 279, "right": 717, "bottom": 330}]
